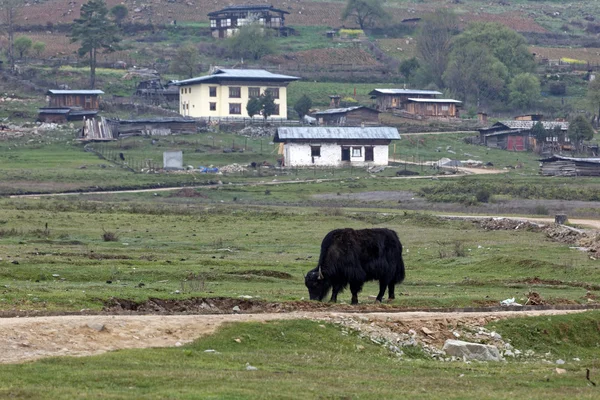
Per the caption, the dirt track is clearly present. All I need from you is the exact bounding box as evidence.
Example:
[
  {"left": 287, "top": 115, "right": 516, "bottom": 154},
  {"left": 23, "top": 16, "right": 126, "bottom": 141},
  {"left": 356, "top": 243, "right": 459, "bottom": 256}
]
[{"left": 0, "top": 309, "right": 588, "bottom": 364}]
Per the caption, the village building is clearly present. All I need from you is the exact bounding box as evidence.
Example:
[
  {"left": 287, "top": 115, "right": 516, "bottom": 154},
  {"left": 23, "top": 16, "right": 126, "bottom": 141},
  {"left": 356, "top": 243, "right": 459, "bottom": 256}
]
[
  {"left": 38, "top": 89, "right": 104, "bottom": 123},
  {"left": 369, "top": 88, "right": 441, "bottom": 111},
  {"left": 274, "top": 126, "right": 400, "bottom": 167},
  {"left": 313, "top": 106, "right": 380, "bottom": 126},
  {"left": 478, "top": 120, "right": 569, "bottom": 152},
  {"left": 207, "top": 4, "right": 291, "bottom": 39},
  {"left": 540, "top": 155, "right": 600, "bottom": 177},
  {"left": 404, "top": 98, "right": 461, "bottom": 118},
  {"left": 173, "top": 68, "right": 299, "bottom": 119},
  {"left": 134, "top": 79, "right": 179, "bottom": 104}
]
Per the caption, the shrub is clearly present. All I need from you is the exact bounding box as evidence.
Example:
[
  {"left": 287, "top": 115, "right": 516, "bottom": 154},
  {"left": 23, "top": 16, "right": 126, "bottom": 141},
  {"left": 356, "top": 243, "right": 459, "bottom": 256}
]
[
  {"left": 475, "top": 188, "right": 491, "bottom": 203},
  {"left": 102, "top": 230, "right": 119, "bottom": 242},
  {"left": 548, "top": 81, "right": 566, "bottom": 96}
]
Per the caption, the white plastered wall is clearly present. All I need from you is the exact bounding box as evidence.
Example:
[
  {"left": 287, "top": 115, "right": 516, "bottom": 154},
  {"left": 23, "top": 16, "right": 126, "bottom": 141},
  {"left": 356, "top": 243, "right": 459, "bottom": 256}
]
[{"left": 284, "top": 142, "right": 389, "bottom": 167}]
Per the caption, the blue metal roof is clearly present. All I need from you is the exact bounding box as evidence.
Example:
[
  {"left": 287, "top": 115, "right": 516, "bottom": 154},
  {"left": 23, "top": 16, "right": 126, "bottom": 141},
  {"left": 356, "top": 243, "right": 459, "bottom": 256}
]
[
  {"left": 369, "top": 88, "right": 442, "bottom": 96},
  {"left": 275, "top": 127, "right": 400, "bottom": 141},
  {"left": 47, "top": 90, "right": 104, "bottom": 95},
  {"left": 173, "top": 69, "right": 299, "bottom": 86},
  {"left": 313, "top": 106, "right": 378, "bottom": 115}
]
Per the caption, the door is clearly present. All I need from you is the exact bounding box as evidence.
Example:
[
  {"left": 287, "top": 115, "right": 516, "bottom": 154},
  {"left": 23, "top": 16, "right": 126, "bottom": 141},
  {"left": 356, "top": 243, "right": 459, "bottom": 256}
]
[
  {"left": 365, "top": 147, "right": 374, "bottom": 162},
  {"left": 341, "top": 147, "right": 350, "bottom": 161}
]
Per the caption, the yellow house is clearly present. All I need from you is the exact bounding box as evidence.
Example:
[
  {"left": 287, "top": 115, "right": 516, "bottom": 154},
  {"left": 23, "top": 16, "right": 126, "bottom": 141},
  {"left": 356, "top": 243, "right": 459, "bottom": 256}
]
[{"left": 173, "top": 68, "right": 299, "bottom": 119}]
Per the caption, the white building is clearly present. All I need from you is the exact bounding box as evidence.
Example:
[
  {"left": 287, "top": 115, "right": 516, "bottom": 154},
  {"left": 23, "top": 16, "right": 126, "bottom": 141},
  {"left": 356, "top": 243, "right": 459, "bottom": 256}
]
[
  {"left": 274, "top": 127, "right": 400, "bottom": 167},
  {"left": 172, "top": 68, "right": 299, "bottom": 120}
]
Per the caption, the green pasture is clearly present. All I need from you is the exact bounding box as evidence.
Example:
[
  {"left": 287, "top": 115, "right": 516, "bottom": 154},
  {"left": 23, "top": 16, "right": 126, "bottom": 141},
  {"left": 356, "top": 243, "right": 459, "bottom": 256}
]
[
  {"left": 0, "top": 315, "right": 599, "bottom": 399},
  {"left": 0, "top": 198, "right": 598, "bottom": 311}
]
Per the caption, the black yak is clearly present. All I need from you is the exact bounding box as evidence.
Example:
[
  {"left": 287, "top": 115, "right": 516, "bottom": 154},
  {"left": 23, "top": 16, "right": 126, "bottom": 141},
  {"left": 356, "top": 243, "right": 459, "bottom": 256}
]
[{"left": 305, "top": 228, "right": 405, "bottom": 304}]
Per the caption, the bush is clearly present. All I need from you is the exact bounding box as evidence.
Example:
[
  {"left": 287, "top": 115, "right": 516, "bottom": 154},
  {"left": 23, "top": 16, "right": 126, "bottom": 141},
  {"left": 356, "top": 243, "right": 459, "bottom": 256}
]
[
  {"left": 102, "top": 230, "right": 119, "bottom": 242},
  {"left": 548, "top": 81, "right": 566, "bottom": 96},
  {"left": 475, "top": 188, "right": 491, "bottom": 203}
]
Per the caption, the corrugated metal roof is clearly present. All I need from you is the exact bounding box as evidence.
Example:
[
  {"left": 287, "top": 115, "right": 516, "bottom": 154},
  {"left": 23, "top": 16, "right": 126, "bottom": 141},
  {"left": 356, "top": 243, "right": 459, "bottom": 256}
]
[
  {"left": 540, "top": 155, "right": 600, "bottom": 163},
  {"left": 276, "top": 127, "right": 400, "bottom": 140},
  {"left": 407, "top": 98, "right": 462, "bottom": 103},
  {"left": 499, "top": 120, "right": 569, "bottom": 130},
  {"left": 173, "top": 68, "right": 299, "bottom": 86},
  {"left": 47, "top": 90, "right": 104, "bottom": 95},
  {"left": 313, "top": 106, "right": 377, "bottom": 115},
  {"left": 369, "top": 88, "right": 442, "bottom": 95},
  {"left": 208, "top": 5, "right": 289, "bottom": 16}
]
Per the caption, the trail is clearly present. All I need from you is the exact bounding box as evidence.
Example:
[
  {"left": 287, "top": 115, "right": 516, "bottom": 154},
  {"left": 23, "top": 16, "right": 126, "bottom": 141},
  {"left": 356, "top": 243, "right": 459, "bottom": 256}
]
[{"left": 0, "top": 309, "right": 588, "bottom": 364}]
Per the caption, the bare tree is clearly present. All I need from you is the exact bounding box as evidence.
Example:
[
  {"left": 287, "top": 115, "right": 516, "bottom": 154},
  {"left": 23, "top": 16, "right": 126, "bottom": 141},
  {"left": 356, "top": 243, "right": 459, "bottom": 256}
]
[{"left": 0, "top": 0, "right": 24, "bottom": 71}]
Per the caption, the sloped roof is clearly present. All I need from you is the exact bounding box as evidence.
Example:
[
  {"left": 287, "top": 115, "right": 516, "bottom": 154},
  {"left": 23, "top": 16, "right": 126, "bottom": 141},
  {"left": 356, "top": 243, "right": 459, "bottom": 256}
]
[
  {"left": 369, "top": 89, "right": 442, "bottom": 96},
  {"left": 406, "top": 98, "right": 462, "bottom": 104},
  {"left": 539, "top": 155, "right": 600, "bottom": 164},
  {"left": 47, "top": 90, "right": 104, "bottom": 95},
  {"left": 274, "top": 127, "right": 400, "bottom": 141},
  {"left": 208, "top": 5, "right": 289, "bottom": 17},
  {"left": 497, "top": 120, "right": 569, "bottom": 130},
  {"left": 313, "top": 106, "right": 378, "bottom": 115},
  {"left": 173, "top": 68, "right": 299, "bottom": 86}
]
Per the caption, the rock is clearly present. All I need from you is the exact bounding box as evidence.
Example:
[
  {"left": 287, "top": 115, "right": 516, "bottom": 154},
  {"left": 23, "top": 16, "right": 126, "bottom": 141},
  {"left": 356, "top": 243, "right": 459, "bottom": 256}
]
[
  {"left": 421, "top": 327, "right": 434, "bottom": 335},
  {"left": 232, "top": 305, "right": 240, "bottom": 313},
  {"left": 555, "top": 368, "right": 567, "bottom": 374},
  {"left": 442, "top": 339, "right": 502, "bottom": 362},
  {"left": 87, "top": 322, "right": 105, "bottom": 332},
  {"left": 504, "top": 349, "right": 515, "bottom": 357},
  {"left": 175, "top": 342, "right": 183, "bottom": 347},
  {"left": 556, "top": 359, "right": 565, "bottom": 365},
  {"left": 245, "top": 363, "right": 258, "bottom": 371}
]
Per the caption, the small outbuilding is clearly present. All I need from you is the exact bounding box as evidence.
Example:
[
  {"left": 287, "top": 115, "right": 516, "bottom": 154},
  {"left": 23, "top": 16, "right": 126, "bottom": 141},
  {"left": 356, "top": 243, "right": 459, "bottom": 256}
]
[
  {"left": 274, "top": 126, "right": 400, "bottom": 167},
  {"left": 313, "top": 106, "right": 379, "bottom": 126},
  {"left": 479, "top": 120, "right": 569, "bottom": 152},
  {"left": 540, "top": 155, "right": 600, "bottom": 176},
  {"left": 46, "top": 89, "right": 103, "bottom": 110},
  {"left": 404, "top": 98, "right": 461, "bottom": 118},
  {"left": 369, "top": 88, "right": 442, "bottom": 111}
]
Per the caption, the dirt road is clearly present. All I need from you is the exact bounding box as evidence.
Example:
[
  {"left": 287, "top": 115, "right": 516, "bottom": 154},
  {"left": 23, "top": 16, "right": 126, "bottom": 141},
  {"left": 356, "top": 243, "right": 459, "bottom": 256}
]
[{"left": 0, "top": 309, "right": 588, "bottom": 364}]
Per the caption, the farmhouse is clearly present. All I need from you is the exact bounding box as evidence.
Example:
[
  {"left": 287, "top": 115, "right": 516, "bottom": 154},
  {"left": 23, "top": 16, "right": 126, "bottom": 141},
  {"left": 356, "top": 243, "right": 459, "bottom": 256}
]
[
  {"left": 404, "top": 98, "right": 462, "bottom": 118},
  {"left": 208, "top": 4, "right": 291, "bottom": 39},
  {"left": 540, "top": 155, "right": 600, "bottom": 176},
  {"left": 274, "top": 126, "right": 400, "bottom": 167},
  {"left": 369, "top": 88, "right": 441, "bottom": 111},
  {"left": 173, "top": 68, "right": 299, "bottom": 119},
  {"left": 479, "top": 120, "right": 569, "bottom": 152},
  {"left": 38, "top": 89, "right": 104, "bottom": 123},
  {"left": 313, "top": 106, "right": 379, "bottom": 126}
]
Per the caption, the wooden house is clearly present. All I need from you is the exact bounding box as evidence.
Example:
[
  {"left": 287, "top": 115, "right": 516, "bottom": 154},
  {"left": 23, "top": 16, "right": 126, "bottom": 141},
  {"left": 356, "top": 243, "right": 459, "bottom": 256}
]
[
  {"left": 38, "top": 108, "right": 98, "bottom": 123},
  {"left": 274, "top": 126, "right": 400, "bottom": 167},
  {"left": 369, "top": 88, "right": 441, "bottom": 111},
  {"left": 479, "top": 120, "right": 569, "bottom": 152},
  {"left": 540, "top": 155, "right": 600, "bottom": 176},
  {"left": 135, "top": 79, "right": 179, "bottom": 104},
  {"left": 404, "top": 98, "right": 461, "bottom": 118},
  {"left": 514, "top": 114, "right": 543, "bottom": 121},
  {"left": 207, "top": 5, "right": 291, "bottom": 39},
  {"left": 313, "top": 106, "right": 379, "bottom": 126},
  {"left": 46, "top": 89, "right": 103, "bottom": 110}
]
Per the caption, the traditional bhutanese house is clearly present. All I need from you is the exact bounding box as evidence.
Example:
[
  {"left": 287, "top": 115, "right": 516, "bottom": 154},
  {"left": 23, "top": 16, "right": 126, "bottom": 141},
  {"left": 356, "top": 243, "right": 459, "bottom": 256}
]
[
  {"left": 369, "top": 88, "right": 442, "bottom": 111},
  {"left": 173, "top": 68, "right": 299, "bottom": 119},
  {"left": 478, "top": 120, "right": 569, "bottom": 152},
  {"left": 539, "top": 155, "right": 600, "bottom": 177},
  {"left": 404, "top": 98, "right": 462, "bottom": 118},
  {"left": 207, "top": 4, "right": 291, "bottom": 39},
  {"left": 273, "top": 126, "right": 400, "bottom": 167},
  {"left": 46, "top": 89, "right": 103, "bottom": 110},
  {"left": 514, "top": 114, "right": 543, "bottom": 121},
  {"left": 313, "top": 106, "right": 379, "bottom": 126}
]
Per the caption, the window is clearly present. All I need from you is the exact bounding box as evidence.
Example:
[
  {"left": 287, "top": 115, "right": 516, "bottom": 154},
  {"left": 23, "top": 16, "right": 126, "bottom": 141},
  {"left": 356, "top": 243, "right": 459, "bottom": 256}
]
[
  {"left": 352, "top": 147, "right": 362, "bottom": 157},
  {"left": 229, "top": 103, "right": 241, "bottom": 115},
  {"left": 441, "top": 105, "right": 449, "bottom": 111},
  {"left": 311, "top": 146, "right": 321, "bottom": 157},
  {"left": 267, "top": 88, "right": 280, "bottom": 99},
  {"left": 210, "top": 19, "right": 217, "bottom": 28},
  {"left": 426, "top": 105, "right": 434, "bottom": 111},
  {"left": 248, "top": 87, "right": 260, "bottom": 98},
  {"left": 273, "top": 104, "right": 280, "bottom": 115},
  {"left": 209, "top": 102, "right": 216, "bottom": 111},
  {"left": 209, "top": 87, "right": 217, "bottom": 97},
  {"left": 229, "top": 87, "right": 241, "bottom": 98},
  {"left": 220, "top": 18, "right": 231, "bottom": 27},
  {"left": 180, "top": 88, "right": 184, "bottom": 94}
]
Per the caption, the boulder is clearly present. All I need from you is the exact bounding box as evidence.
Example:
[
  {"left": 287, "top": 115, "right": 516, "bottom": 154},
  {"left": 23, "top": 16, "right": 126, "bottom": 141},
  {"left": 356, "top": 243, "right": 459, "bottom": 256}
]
[{"left": 442, "top": 339, "right": 502, "bottom": 362}]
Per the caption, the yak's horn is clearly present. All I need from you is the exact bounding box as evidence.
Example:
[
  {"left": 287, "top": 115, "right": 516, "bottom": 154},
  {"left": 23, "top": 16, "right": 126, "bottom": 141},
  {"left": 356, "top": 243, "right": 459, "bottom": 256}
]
[{"left": 318, "top": 265, "right": 324, "bottom": 280}]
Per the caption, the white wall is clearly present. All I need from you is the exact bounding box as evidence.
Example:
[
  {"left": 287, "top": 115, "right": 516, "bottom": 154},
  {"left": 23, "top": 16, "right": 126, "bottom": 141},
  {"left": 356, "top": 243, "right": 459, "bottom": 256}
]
[{"left": 284, "top": 142, "right": 389, "bottom": 167}]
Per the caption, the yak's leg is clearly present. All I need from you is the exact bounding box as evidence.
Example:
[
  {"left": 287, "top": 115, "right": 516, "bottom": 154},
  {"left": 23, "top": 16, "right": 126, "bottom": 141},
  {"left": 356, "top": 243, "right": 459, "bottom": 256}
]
[
  {"left": 350, "top": 282, "right": 363, "bottom": 305},
  {"left": 375, "top": 281, "right": 388, "bottom": 303},
  {"left": 329, "top": 284, "right": 343, "bottom": 303},
  {"left": 387, "top": 283, "right": 396, "bottom": 301}
]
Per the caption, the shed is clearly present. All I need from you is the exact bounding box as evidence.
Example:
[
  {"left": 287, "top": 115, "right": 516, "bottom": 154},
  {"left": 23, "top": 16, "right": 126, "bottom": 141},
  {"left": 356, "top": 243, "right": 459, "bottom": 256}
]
[
  {"left": 46, "top": 89, "right": 104, "bottom": 110},
  {"left": 313, "top": 106, "right": 379, "bottom": 126},
  {"left": 38, "top": 107, "right": 98, "bottom": 123},
  {"left": 369, "top": 88, "right": 441, "bottom": 111},
  {"left": 479, "top": 120, "right": 569, "bottom": 152},
  {"left": 274, "top": 126, "right": 400, "bottom": 167},
  {"left": 404, "top": 98, "right": 461, "bottom": 118},
  {"left": 539, "top": 155, "right": 600, "bottom": 176}
]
